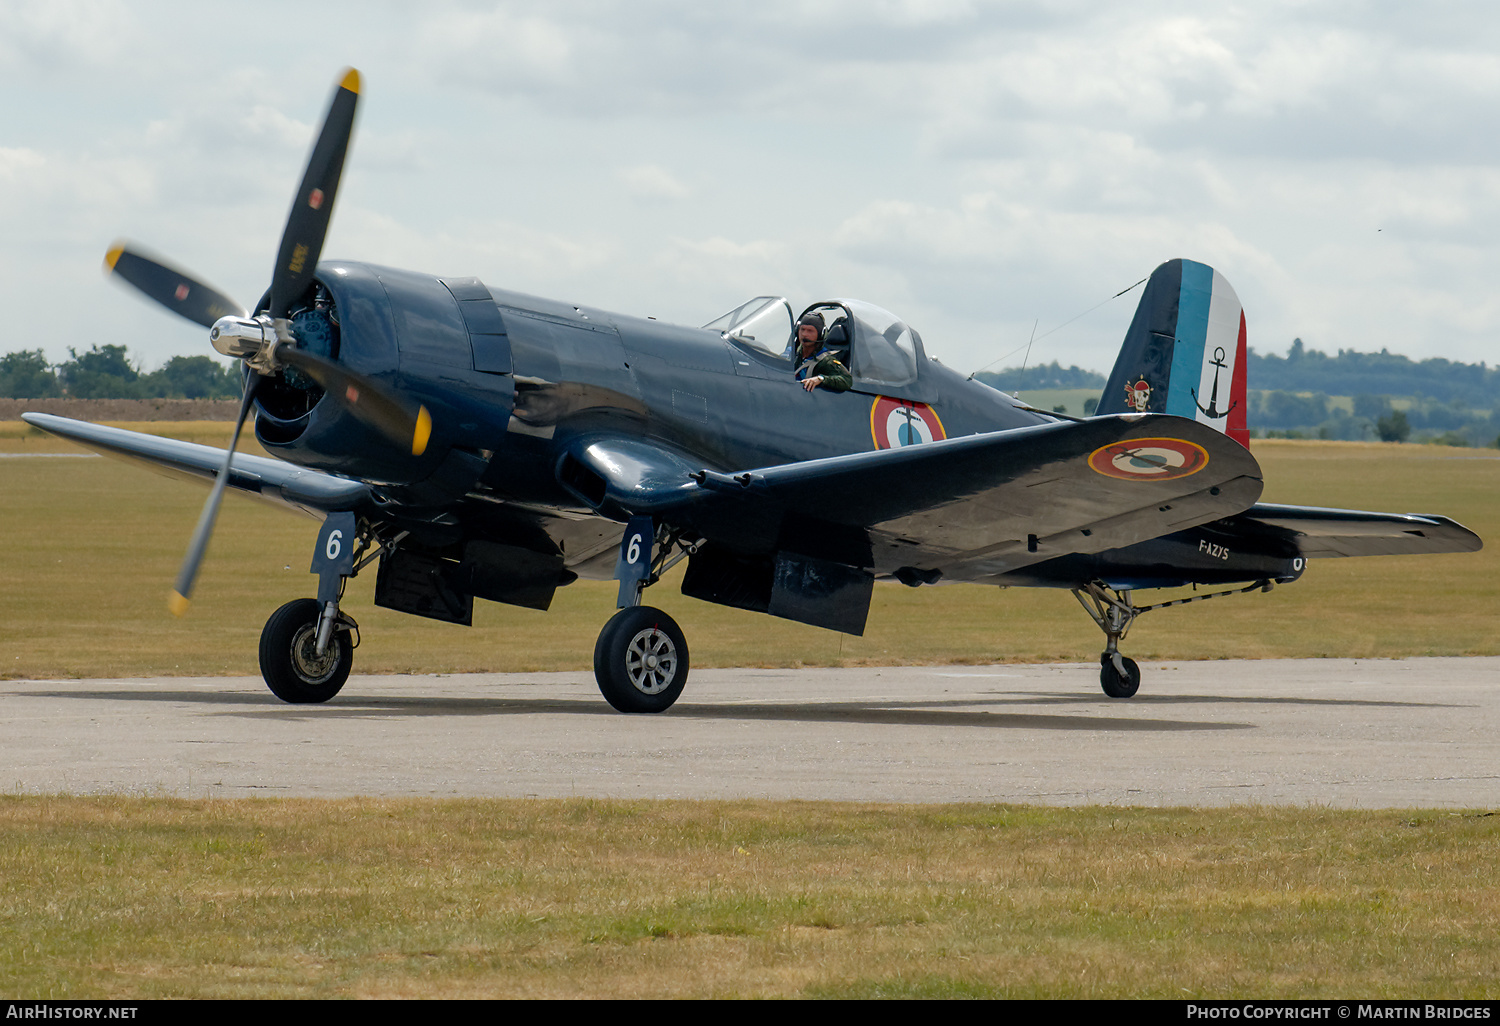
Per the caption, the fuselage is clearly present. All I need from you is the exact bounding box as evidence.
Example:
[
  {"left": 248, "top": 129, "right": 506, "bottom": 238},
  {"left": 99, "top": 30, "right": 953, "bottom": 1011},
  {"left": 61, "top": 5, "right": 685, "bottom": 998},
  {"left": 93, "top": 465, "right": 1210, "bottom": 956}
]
[
  {"left": 256, "top": 262, "right": 1045, "bottom": 502},
  {"left": 250, "top": 261, "right": 1298, "bottom": 593}
]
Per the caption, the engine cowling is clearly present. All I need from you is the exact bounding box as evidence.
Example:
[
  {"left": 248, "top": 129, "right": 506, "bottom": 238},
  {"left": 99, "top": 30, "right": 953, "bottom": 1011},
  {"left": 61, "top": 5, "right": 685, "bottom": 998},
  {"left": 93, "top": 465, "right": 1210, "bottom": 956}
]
[{"left": 253, "top": 261, "right": 516, "bottom": 489}]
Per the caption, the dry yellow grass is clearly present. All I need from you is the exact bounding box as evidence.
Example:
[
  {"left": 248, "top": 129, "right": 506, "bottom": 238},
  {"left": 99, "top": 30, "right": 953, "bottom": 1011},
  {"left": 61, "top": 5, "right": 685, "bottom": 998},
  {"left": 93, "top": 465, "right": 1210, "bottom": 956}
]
[
  {"left": 2, "top": 425, "right": 1495, "bottom": 679},
  {"left": 1, "top": 797, "right": 1495, "bottom": 999}
]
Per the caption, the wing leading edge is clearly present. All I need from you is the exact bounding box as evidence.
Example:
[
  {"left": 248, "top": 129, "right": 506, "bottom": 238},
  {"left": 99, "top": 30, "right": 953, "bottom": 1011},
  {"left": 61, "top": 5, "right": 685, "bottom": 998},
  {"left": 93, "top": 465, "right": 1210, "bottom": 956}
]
[
  {"left": 22, "top": 413, "right": 371, "bottom": 516},
  {"left": 567, "top": 413, "right": 1266, "bottom": 579}
]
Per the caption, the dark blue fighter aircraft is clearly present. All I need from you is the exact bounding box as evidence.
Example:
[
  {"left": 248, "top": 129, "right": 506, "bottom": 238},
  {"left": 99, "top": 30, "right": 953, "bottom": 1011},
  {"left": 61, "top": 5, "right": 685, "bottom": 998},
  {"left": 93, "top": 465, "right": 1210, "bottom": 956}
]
[{"left": 25, "top": 70, "right": 1481, "bottom": 711}]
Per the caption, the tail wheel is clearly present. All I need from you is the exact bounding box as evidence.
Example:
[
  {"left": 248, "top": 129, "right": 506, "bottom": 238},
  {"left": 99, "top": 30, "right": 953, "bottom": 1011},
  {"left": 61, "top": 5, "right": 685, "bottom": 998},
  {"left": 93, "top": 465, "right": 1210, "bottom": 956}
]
[
  {"left": 593, "top": 605, "right": 689, "bottom": 713},
  {"left": 259, "top": 598, "right": 352, "bottom": 704},
  {"left": 1100, "top": 654, "right": 1141, "bottom": 699}
]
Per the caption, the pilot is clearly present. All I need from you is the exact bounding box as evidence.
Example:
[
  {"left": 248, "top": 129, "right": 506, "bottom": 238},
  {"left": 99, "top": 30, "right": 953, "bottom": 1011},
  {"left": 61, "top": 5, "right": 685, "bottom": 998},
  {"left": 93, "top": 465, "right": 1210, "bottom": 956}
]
[{"left": 794, "top": 312, "right": 852, "bottom": 393}]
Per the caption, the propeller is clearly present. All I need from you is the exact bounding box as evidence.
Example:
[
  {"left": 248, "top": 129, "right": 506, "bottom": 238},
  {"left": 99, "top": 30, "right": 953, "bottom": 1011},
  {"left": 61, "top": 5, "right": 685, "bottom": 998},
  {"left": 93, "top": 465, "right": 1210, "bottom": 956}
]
[
  {"left": 102, "top": 245, "right": 245, "bottom": 328},
  {"left": 101, "top": 68, "right": 430, "bottom": 615},
  {"left": 267, "top": 67, "right": 360, "bottom": 319},
  {"left": 168, "top": 375, "right": 260, "bottom": 616}
]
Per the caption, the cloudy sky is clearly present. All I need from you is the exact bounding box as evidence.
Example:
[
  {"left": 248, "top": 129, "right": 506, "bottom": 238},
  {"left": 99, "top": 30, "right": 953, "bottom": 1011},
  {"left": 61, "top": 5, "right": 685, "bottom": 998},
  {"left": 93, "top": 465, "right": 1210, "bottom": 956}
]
[{"left": 4, "top": 0, "right": 1500, "bottom": 377}]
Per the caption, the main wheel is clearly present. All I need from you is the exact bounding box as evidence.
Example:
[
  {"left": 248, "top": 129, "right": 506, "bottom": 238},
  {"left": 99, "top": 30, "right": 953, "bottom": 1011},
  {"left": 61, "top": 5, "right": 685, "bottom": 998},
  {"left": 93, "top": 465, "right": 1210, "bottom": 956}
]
[
  {"left": 1100, "top": 654, "right": 1141, "bottom": 699},
  {"left": 593, "top": 605, "right": 689, "bottom": 713},
  {"left": 259, "top": 598, "right": 353, "bottom": 704}
]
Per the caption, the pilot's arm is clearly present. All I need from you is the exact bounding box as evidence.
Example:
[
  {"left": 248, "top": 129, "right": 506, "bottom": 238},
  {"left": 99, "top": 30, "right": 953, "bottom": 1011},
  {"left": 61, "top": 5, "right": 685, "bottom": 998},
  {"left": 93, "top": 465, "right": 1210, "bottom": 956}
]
[{"left": 802, "top": 354, "right": 851, "bottom": 393}]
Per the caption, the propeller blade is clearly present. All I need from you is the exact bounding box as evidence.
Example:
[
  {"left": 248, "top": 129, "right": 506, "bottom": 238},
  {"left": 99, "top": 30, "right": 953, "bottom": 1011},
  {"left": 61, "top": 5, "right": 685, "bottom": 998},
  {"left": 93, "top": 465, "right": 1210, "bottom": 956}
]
[
  {"left": 103, "top": 242, "right": 246, "bottom": 328},
  {"left": 168, "top": 375, "right": 260, "bottom": 616},
  {"left": 276, "top": 347, "right": 431, "bottom": 456},
  {"left": 267, "top": 67, "right": 360, "bottom": 318}
]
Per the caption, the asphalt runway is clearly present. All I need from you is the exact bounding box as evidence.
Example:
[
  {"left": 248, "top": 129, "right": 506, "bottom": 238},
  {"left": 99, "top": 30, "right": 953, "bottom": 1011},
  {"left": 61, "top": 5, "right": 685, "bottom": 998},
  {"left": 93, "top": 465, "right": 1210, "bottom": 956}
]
[{"left": 5, "top": 658, "right": 1497, "bottom": 807}]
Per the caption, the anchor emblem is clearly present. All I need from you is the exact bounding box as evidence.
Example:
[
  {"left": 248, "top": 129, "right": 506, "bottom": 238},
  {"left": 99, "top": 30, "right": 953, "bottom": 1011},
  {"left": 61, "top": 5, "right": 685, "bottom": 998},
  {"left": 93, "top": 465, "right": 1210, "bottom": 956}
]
[{"left": 1192, "top": 346, "right": 1238, "bottom": 421}]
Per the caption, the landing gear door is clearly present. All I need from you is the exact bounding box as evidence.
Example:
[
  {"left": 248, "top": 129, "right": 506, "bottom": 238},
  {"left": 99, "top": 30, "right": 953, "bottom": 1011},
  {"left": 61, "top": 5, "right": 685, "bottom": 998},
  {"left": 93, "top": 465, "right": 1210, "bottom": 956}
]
[
  {"left": 310, "top": 512, "right": 357, "bottom": 604},
  {"left": 615, "top": 516, "right": 654, "bottom": 608}
]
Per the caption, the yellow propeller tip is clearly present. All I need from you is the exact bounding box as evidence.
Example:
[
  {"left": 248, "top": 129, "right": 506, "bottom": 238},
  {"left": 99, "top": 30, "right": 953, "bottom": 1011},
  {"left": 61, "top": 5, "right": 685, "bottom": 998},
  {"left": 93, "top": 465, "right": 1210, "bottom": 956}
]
[
  {"left": 167, "top": 591, "right": 190, "bottom": 617},
  {"left": 104, "top": 245, "right": 124, "bottom": 272},
  {"left": 340, "top": 68, "right": 361, "bottom": 94},
  {"left": 412, "top": 406, "right": 432, "bottom": 456}
]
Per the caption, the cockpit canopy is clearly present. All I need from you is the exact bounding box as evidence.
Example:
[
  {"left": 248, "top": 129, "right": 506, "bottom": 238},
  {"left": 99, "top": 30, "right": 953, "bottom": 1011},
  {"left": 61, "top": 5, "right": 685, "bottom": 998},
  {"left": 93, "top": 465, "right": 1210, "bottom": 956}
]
[
  {"left": 804, "top": 299, "right": 919, "bottom": 389},
  {"left": 704, "top": 296, "right": 923, "bottom": 390}
]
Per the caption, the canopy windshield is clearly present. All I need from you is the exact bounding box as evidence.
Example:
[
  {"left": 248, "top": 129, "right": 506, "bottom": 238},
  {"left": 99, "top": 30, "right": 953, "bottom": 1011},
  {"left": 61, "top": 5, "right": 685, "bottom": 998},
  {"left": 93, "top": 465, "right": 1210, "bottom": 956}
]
[{"left": 702, "top": 296, "right": 794, "bottom": 356}]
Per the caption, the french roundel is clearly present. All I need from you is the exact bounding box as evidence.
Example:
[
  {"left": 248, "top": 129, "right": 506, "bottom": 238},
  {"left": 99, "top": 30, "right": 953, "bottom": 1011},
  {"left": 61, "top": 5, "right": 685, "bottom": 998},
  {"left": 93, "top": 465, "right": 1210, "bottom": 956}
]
[
  {"left": 871, "top": 396, "right": 946, "bottom": 449},
  {"left": 1087, "top": 437, "right": 1210, "bottom": 481}
]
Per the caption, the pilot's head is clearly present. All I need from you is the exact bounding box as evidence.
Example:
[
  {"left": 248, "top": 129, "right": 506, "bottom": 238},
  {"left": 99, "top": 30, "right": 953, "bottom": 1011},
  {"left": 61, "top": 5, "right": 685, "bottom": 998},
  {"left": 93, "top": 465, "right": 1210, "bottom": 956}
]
[{"left": 796, "top": 312, "right": 825, "bottom": 354}]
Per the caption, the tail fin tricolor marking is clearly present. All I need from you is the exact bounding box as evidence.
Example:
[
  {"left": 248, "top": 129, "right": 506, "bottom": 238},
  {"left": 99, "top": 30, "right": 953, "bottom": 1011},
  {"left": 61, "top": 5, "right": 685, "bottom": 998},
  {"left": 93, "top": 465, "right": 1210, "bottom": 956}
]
[{"left": 1099, "top": 259, "right": 1249, "bottom": 449}]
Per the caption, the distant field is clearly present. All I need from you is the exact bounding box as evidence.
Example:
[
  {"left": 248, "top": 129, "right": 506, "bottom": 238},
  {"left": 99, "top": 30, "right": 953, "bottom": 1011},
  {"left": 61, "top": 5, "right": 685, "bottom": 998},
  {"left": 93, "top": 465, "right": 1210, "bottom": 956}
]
[
  {"left": 2, "top": 422, "right": 1495, "bottom": 680},
  {"left": 0, "top": 398, "right": 238, "bottom": 422},
  {"left": 1002, "top": 387, "right": 1098, "bottom": 416},
  {"left": 1004, "top": 387, "right": 1500, "bottom": 430}
]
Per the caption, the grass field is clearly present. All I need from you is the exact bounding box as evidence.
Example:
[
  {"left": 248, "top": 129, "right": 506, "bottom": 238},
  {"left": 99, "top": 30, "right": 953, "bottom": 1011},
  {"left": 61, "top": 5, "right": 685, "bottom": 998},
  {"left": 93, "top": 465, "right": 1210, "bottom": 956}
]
[
  {"left": 4, "top": 423, "right": 1498, "bottom": 999},
  {"left": 1, "top": 421, "right": 1495, "bottom": 679},
  {"left": 2, "top": 797, "right": 1496, "bottom": 999}
]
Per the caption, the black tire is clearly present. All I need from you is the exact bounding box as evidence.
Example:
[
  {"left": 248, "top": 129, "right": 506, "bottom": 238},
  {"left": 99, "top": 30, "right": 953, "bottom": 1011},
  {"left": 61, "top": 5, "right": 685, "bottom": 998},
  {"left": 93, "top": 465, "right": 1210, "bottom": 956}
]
[
  {"left": 1100, "top": 654, "right": 1141, "bottom": 699},
  {"left": 259, "top": 599, "right": 352, "bottom": 704},
  {"left": 593, "top": 605, "right": 689, "bottom": 713}
]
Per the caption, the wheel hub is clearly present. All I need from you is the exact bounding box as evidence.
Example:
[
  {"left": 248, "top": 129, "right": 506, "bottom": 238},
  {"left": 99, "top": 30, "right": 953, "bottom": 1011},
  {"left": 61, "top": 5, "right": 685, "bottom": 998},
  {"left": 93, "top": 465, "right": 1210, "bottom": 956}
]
[
  {"left": 289, "top": 623, "right": 342, "bottom": 684},
  {"left": 625, "top": 628, "right": 676, "bottom": 695}
]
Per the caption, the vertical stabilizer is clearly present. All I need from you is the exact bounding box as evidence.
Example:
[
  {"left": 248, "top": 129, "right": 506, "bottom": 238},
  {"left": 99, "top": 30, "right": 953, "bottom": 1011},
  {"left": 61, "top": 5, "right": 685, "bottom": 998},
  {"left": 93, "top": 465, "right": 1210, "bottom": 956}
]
[{"left": 1098, "top": 259, "right": 1249, "bottom": 448}]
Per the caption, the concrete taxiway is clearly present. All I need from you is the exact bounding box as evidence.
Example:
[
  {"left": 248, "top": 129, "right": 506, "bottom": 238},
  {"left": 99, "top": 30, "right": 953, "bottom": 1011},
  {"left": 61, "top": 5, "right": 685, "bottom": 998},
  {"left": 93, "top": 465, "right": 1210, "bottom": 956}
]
[{"left": 4, "top": 658, "right": 1497, "bottom": 807}]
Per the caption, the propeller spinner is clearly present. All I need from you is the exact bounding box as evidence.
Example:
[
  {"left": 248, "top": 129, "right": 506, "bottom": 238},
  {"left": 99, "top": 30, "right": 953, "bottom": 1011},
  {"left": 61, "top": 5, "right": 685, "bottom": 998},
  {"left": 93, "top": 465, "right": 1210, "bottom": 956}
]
[{"left": 102, "top": 68, "right": 430, "bottom": 615}]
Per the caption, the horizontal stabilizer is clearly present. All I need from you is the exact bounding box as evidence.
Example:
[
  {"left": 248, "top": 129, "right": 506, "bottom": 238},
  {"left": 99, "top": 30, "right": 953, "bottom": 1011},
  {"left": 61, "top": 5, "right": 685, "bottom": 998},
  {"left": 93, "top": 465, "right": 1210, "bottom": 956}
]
[{"left": 1229, "top": 502, "right": 1482, "bottom": 558}]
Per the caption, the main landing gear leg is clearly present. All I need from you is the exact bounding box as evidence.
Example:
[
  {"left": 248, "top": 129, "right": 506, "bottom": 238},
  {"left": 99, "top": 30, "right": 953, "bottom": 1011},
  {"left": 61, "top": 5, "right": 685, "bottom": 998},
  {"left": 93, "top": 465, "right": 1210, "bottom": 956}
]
[
  {"left": 259, "top": 512, "right": 363, "bottom": 704},
  {"left": 1072, "top": 583, "right": 1141, "bottom": 698},
  {"left": 593, "top": 518, "right": 700, "bottom": 714}
]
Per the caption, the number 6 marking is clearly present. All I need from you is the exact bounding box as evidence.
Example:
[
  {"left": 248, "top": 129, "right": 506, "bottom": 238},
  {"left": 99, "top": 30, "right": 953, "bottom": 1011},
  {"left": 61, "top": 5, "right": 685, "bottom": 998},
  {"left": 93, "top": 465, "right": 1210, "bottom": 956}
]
[
  {"left": 326, "top": 530, "right": 343, "bottom": 561},
  {"left": 626, "top": 534, "right": 641, "bottom": 564}
]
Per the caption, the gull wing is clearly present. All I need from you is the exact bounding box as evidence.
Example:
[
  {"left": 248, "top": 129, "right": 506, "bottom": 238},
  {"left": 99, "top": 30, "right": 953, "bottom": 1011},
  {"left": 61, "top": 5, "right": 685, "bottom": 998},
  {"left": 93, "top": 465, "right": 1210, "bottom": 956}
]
[
  {"left": 22, "top": 413, "right": 370, "bottom": 517},
  {"left": 567, "top": 413, "right": 1266, "bottom": 578}
]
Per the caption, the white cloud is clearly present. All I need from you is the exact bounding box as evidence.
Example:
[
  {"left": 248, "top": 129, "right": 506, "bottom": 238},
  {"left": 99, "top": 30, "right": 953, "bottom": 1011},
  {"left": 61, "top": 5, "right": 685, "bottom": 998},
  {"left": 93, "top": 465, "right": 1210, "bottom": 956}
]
[
  {"left": 617, "top": 164, "right": 689, "bottom": 201},
  {"left": 7, "top": 1, "right": 1500, "bottom": 373},
  {"left": 0, "top": 0, "right": 141, "bottom": 73}
]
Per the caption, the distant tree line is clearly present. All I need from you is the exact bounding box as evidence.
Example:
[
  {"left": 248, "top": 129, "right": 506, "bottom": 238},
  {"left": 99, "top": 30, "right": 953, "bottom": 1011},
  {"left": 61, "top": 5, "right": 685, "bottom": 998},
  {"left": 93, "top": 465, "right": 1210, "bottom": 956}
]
[
  {"left": 5, "top": 340, "right": 1498, "bottom": 444},
  {"left": 1250, "top": 391, "right": 1492, "bottom": 445},
  {"left": 980, "top": 342, "right": 1499, "bottom": 407},
  {"left": 1248, "top": 339, "right": 1500, "bottom": 408},
  {"left": 975, "top": 361, "right": 1106, "bottom": 391},
  {"left": 0, "top": 345, "right": 240, "bottom": 399},
  {"left": 974, "top": 341, "right": 1500, "bottom": 446}
]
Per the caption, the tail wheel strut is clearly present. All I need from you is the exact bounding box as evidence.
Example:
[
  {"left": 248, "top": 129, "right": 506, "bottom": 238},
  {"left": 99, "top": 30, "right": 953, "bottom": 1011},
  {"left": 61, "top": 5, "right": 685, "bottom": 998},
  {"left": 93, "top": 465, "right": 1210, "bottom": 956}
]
[{"left": 1071, "top": 579, "right": 1275, "bottom": 699}]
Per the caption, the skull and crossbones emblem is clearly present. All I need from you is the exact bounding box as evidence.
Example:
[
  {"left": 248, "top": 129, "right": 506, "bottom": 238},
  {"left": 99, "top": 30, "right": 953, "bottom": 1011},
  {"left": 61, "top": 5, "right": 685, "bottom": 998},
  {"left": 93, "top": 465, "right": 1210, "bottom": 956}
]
[{"left": 1124, "top": 378, "right": 1152, "bottom": 413}]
